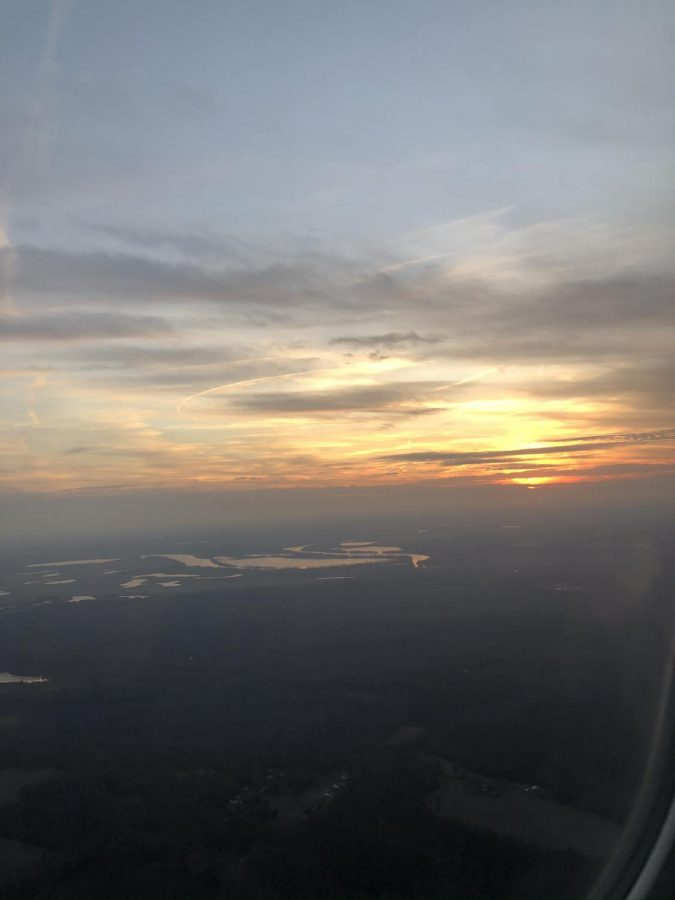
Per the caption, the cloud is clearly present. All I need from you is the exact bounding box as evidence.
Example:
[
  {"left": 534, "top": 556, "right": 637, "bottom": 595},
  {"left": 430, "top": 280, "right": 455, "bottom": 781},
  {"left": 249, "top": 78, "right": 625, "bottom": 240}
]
[
  {"left": 379, "top": 443, "right": 614, "bottom": 465},
  {"left": 63, "top": 445, "right": 95, "bottom": 455},
  {"left": 358, "top": 274, "right": 675, "bottom": 367},
  {"left": 450, "top": 277, "right": 674, "bottom": 360},
  {"left": 71, "top": 343, "right": 245, "bottom": 369},
  {"left": 224, "top": 382, "right": 444, "bottom": 416},
  {"left": 1, "top": 245, "right": 336, "bottom": 310},
  {"left": 518, "top": 361, "right": 675, "bottom": 411},
  {"left": 82, "top": 222, "right": 248, "bottom": 262},
  {"left": 2, "top": 209, "right": 674, "bottom": 492},
  {"left": 330, "top": 331, "right": 441, "bottom": 348},
  {"left": 5, "top": 216, "right": 674, "bottom": 357},
  {"left": 379, "top": 427, "right": 675, "bottom": 467},
  {"left": 542, "top": 427, "right": 675, "bottom": 445},
  {"left": 556, "top": 462, "right": 675, "bottom": 478},
  {"left": 0, "top": 311, "right": 172, "bottom": 341},
  {"left": 103, "top": 357, "right": 322, "bottom": 395},
  {"left": 501, "top": 275, "right": 675, "bottom": 332}
]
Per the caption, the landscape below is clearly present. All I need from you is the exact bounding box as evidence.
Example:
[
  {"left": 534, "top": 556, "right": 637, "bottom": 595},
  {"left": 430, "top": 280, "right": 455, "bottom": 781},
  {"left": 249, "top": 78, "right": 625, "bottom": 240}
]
[{"left": 0, "top": 506, "right": 672, "bottom": 899}]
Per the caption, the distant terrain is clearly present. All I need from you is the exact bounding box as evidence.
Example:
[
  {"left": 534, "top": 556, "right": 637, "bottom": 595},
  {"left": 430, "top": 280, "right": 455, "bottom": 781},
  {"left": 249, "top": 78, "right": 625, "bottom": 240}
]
[{"left": 0, "top": 509, "right": 672, "bottom": 899}]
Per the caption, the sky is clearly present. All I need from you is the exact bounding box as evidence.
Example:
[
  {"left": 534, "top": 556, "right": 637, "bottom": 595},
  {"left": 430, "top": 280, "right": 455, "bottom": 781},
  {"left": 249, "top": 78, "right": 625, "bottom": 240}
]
[{"left": 1, "top": 0, "right": 675, "bottom": 506}]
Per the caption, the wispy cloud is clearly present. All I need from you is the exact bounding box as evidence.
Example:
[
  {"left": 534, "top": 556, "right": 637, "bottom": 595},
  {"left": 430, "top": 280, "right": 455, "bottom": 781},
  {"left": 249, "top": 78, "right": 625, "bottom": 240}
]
[
  {"left": 82, "top": 221, "right": 251, "bottom": 263},
  {"left": 2, "top": 212, "right": 674, "bottom": 491},
  {"left": 1, "top": 245, "right": 336, "bottom": 311},
  {"left": 0, "top": 311, "right": 172, "bottom": 341},
  {"left": 226, "top": 382, "right": 445, "bottom": 416},
  {"left": 379, "top": 427, "right": 675, "bottom": 466}
]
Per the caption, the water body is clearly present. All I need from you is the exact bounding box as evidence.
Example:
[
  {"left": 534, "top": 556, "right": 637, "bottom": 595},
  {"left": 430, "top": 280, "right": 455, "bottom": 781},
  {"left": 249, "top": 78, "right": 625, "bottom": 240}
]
[
  {"left": 215, "top": 555, "right": 390, "bottom": 570},
  {"left": 0, "top": 673, "right": 48, "bottom": 684},
  {"left": 210, "top": 539, "right": 428, "bottom": 571},
  {"left": 16, "top": 542, "right": 429, "bottom": 599},
  {"left": 144, "top": 572, "right": 203, "bottom": 579},
  {"left": 147, "top": 550, "right": 404, "bottom": 571},
  {"left": 338, "top": 543, "right": 429, "bottom": 568},
  {"left": 120, "top": 573, "right": 243, "bottom": 589},
  {"left": 339, "top": 543, "right": 402, "bottom": 555},
  {"left": 26, "top": 559, "right": 119, "bottom": 568}
]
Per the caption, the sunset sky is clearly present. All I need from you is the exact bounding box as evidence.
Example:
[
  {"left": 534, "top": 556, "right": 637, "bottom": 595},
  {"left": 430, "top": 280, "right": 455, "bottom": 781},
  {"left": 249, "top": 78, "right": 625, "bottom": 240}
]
[{"left": 2, "top": 0, "right": 674, "bottom": 498}]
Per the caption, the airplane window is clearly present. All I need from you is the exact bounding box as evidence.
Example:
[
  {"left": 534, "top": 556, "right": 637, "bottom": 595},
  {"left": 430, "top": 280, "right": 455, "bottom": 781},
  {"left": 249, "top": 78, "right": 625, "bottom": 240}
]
[{"left": 1, "top": 2, "right": 674, "bottom": 898}]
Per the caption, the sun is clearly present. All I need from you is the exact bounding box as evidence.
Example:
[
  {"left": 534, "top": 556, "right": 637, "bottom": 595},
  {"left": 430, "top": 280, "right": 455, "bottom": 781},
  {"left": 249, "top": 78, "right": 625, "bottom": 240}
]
[
  {"left": 510, "top": 476, "right": 559, "bottom": 487},
  {"left": 509, "top": 475, "right": 585, "bottom": 488}
]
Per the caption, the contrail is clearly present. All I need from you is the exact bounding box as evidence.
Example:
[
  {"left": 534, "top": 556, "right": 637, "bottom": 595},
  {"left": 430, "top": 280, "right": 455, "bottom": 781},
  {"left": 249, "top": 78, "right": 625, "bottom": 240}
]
[
  {"left": 2, "top": 0, "right": 70, "bottom": 201},
  {"left": 428, "top": 366, "right": 502, "bottom": 393},
  {"left": 177, "top": 352, "right": 404, "bottom": 413},
  {"left": 1, "top": 0, "right": 70, "bottom": 314},
  {"left": 179, "top": 363, "right": 503, "bottom": 413},
  {"left": 450, "top": 366, "right": 502, "bottom": 387},
  {"left": 377, "top": 207, "right": 514, "bottom": 275},
  {"left": 177, "top": 368, "right": 319, "bottom": 413},
  {"left": 378, "top": 253, "right": 451, "bottom": 274}
]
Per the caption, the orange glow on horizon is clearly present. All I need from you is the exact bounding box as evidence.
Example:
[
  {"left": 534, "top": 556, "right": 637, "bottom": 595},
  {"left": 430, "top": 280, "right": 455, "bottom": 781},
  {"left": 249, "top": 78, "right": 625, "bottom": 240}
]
[{"left": 3, "top": 319, "right": 675, "bottom": 494}]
